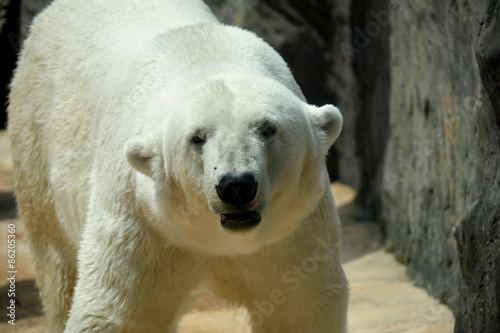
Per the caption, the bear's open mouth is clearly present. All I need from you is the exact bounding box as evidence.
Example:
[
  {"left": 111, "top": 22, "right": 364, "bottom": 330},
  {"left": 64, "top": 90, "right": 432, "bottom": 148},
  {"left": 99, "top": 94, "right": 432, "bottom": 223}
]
[{"left": 220, "top": 211, "right": 261, "bottom": 232}]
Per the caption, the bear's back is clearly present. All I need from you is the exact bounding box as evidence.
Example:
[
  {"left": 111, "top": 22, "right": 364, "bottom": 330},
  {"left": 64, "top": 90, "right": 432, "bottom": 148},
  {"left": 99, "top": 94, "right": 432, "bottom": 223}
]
[{"left": 8, "top": 0, "right": 218, "bottom": 244}]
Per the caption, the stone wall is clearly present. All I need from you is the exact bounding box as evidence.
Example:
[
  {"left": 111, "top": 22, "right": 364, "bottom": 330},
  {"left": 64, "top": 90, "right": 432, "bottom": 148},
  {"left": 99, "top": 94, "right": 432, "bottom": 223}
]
[{"left": 380, "top": 1, "right": 499, "bottom": 331}]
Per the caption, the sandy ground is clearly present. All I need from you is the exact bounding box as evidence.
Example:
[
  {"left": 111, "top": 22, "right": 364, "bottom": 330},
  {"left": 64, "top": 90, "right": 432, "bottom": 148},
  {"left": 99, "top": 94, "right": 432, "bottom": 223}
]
[{"left": 0, "top": 130, "right": 454, "bottom": 332}]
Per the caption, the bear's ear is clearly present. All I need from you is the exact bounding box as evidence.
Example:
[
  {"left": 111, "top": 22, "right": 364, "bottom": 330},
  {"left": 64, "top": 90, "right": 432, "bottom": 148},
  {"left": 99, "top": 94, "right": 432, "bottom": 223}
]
[
  {"left": 124, "top": 136, "right": 158, "bottom": 178},
  {"left": 308, "top": 104, "right": 343, "bottom": 149}
]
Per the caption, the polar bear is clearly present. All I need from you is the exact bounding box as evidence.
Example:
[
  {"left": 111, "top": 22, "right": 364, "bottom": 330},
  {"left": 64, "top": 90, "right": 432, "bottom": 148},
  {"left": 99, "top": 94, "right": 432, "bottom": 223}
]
[{"left": 8, "top": 0, "right": 348, "bottom": 332}]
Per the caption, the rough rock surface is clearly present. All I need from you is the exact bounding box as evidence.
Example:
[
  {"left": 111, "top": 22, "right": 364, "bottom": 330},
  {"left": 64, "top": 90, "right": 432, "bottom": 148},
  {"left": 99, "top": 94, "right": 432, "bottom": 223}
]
[
  {"left": 453, "top": 1, "right": 500, "bottom": 331},
  {"left": 380, "top": 1, "right": 500, "bottom": 331}
]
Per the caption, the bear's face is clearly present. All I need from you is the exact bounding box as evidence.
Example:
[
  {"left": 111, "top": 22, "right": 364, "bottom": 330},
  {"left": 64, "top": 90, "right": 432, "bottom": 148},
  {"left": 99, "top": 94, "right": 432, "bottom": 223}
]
[{"left": 125, "top": 76, "right": 342, "bottom": 255}]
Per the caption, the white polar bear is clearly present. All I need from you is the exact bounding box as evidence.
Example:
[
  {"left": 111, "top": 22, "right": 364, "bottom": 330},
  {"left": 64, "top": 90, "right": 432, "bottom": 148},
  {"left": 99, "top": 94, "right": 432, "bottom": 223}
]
[{"left": 8, "top": 0, "right": 348, "bottom": 332}]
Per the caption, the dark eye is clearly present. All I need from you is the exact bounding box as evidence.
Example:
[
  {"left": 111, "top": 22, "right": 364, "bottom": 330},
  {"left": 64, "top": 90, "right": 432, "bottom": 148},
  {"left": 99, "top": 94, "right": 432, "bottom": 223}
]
[
  {"left": 261, "top": 125, "right": 277, "bottom": 139},
  {"left": 191, "top": 135, "right": 205, "bottom": 145}
]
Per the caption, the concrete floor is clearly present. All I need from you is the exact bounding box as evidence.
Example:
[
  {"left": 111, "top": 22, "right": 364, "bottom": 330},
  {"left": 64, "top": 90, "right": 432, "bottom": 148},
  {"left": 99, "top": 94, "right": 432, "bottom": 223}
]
[{"left": 0, "top": 131, "right": 454, "bottom": 332}]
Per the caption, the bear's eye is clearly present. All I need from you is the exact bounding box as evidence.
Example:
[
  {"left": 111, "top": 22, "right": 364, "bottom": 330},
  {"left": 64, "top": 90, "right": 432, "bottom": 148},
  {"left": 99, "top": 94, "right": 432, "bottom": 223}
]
[
  {"left": 261, "top": 125, "right": 277, "bottom": 139},
  {"left": 190, "top": 135, "right": 206, "bottom": 145}
]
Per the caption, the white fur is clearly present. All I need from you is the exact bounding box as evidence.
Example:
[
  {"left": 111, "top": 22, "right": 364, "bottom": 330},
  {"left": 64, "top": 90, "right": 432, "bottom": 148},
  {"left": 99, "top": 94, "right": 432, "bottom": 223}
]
[{"left": 8, "top": 0, "right": 348, "bottom": 332}]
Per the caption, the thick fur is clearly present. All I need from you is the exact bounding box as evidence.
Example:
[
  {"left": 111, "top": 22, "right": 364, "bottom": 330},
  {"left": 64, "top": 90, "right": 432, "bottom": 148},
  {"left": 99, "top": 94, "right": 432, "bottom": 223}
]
[{"left": 8, "top": 0, "right": 348, "bottom": 332}]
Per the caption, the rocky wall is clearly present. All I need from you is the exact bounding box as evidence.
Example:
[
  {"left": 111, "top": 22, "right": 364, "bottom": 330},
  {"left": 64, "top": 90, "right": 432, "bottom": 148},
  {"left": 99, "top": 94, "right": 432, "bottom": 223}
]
[{"left": 380, "top": 1, "right": 499, "bottom": 331}]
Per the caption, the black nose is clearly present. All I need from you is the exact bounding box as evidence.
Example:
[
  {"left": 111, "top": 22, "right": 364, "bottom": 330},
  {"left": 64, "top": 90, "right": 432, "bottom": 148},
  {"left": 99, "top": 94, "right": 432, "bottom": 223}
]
[{"left": 216, "top": 172, "right": 258, "bottom": 207}]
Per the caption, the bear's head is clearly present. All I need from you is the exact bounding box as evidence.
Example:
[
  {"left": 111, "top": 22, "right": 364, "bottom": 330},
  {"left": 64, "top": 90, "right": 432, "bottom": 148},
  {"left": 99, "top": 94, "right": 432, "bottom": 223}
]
[{"left": 125, "top": 75, "right": 342, "bottom": 255}]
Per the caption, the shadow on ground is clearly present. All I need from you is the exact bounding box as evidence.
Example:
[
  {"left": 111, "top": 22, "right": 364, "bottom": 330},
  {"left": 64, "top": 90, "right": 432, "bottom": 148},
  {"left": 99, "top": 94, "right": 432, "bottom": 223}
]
[
  {"left": 338, "top": 201, "right": 384, "bottom": 263},
  {"left": 0, "top": 191, "right": 16, "bottom": 220},
  {"left": 0, "top": 279, "right": 42, "bottom": 320}
]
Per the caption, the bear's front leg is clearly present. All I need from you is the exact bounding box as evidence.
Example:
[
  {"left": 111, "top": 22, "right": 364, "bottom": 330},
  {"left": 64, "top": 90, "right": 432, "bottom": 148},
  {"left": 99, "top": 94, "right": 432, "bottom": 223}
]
[
  {"left": 247, "top": 267, "right": 348, "bottom": 333},
  {"left": 64, "top": 215, "right": 210, "bottom": 333},
  {"left": 209, "top": 223, "right": 348, "bottom": 332},
  {"left": 244, "top": 252, "right": 348, "bottom": 333}
]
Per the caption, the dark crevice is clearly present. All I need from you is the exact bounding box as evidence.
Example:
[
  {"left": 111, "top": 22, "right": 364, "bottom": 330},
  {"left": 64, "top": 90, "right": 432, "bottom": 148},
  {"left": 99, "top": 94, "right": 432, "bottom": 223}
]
[
  {"left": 0, "top": 0, "right": 21, "bottom": 129},
  {"left": 476, "top": 0, "right": 500, "bottom": 134},
  {"left": 350, "top": 0, "right": 391, "bottom": 217},
  {"left": 264, "top": 0, "right": 334, "bottom": 42}
]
